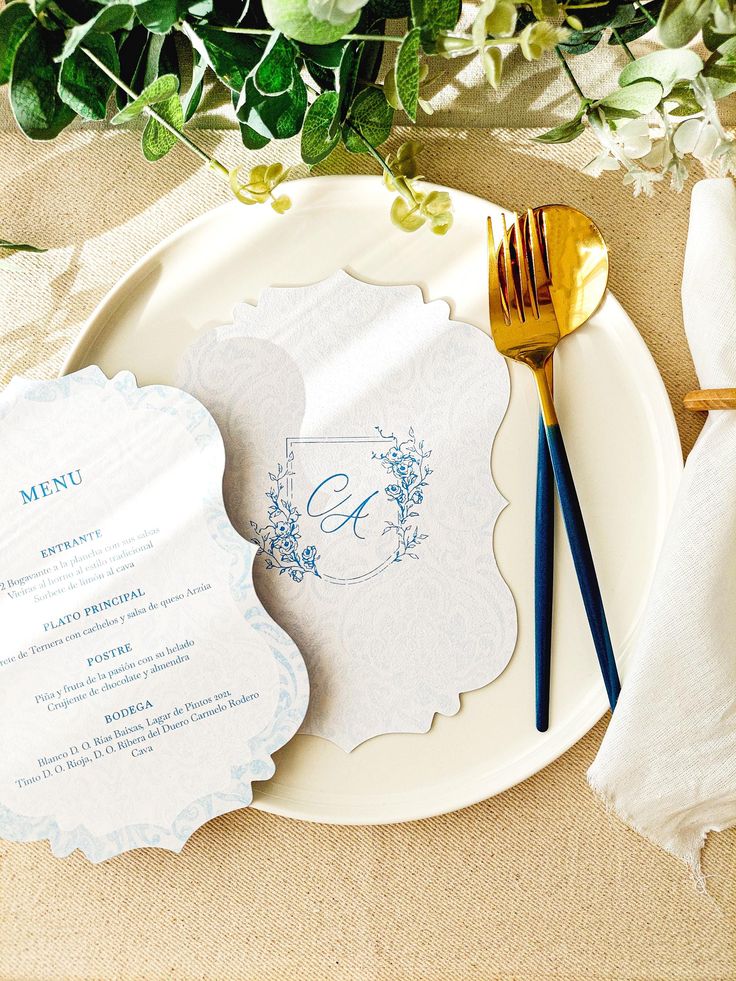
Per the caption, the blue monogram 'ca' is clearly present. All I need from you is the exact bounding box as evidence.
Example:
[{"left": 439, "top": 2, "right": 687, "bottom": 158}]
[{"left": 251, "top": 427, "right": 432, "bottom": 584}]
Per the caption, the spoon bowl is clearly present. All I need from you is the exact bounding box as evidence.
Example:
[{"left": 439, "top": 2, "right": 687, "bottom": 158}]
[{"left": 535, "top": 204, "right": 610, "bottom": 336}]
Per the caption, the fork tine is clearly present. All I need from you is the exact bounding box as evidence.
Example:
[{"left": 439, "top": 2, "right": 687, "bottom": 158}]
[
  {"left": 527, "top": 207, "right": 546, "bottom": 313},
  {"left": 502, "top": 213, "right": 524, "bottom": 324},
  {"left": 514, "top": 210, "right": 533, "bottom": 322},
  {"left": 487, "top": 216, "right": 509, "bottom": 330},
  {"left": 523, "top": 209, "right": 541, "bottom": 319}
]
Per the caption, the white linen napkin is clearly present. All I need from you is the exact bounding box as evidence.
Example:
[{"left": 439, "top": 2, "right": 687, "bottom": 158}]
[{"left": 587, "top": 178, "right": 736, "bottom": 880}]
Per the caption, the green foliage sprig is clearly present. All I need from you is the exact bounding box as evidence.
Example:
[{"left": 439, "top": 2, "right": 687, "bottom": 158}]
[
  {"left": 538, "top": 1, "right": 736, "bottom": 194},
  {"left": 1, "top": 0, "right": 735, "bottom": 230}
]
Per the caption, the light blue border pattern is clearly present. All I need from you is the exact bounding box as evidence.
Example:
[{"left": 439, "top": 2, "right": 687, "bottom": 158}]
[{"left": 0, "top": 367, "right": 309, "bottom": 862}]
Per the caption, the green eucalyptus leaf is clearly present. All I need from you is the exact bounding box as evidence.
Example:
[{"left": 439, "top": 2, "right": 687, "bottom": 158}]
[
  {"left": 558, "top": 29, "right": 603, "bottom": 54},
  {"left": 183, "top": 52, "right": 207, "bottom": 121},
  {"left": 58, "top": 32, "right": 118, "bottom": 119},
  {"left": 618, "top": 48, "right": 702, "bottom": 95},
  {"left": 0, "top": 238, "right": 46, "bottom": 253},
  {"left": 344, "top": 85, "right": 393, "bottom": 151},
  {"left": 410, "top": 0, "right": 461, "bottom": 47},
  {"left": 239, "top": 120, "right": 271, "bottom": 149},
  {"left": 133, "top": 0, "right": 212, "bottom": 34},
  {"left": 396, "top": 26, "right": 420, "bottom": 121},
  {"left": 301, "top": 89, "right": 340, "bottom": 164},
  {"left": 299, "top": 39, "right": 348, "bottom": 68},
  {"left": 333, "top": 40, "right": 360, "bottom": 131},
  {"left": 667, "top": 80, "right": 709, "bottom": 112},
  {"left": 60, "top": 3, "right": 135, "bottom": 61},
  {"left": 596, "top": 105, "right": 639, "bottom": 120},
  {"left": 598, "top": 78, "right": 663, "bottom": 113},
  {"left": 111, "top": 72, "right": 179, "bottom": 123},
  {"left": 607, "top": 19, "right": 655, "bottom": 44},
  {"left": 236, "top": 72, "right": 307, "bottom": 140},
  {"left": 605, "top": 0, "right": 662, "bottom": 43},
  {"left": 141, "top": 92, "right": 183, "bottom": 160},
  {"left": 0, "top": 2, "right": 35, "bottom": 88},
  {"left": 657, "top": 0, "right": 711, "bottom": 48},
  {"left": 231, "top": 89, "right": 271, "bottom": 148},
  {"left": 606, "top": 3, "right": 638, "bottom": 27},
  {"left": 262, "top": 0, "right": 360, "bottom": 44},
  {"left": 10, "top": 23, "right": 74, "bottom": 139},
  {"left": 134, "top": 0, "right": 181, "bottom": 34},
  {"left": 192, "top": 25, "right": 265, "bottom": 91},
  {"left": 304, "top": 58, "right": 336, "bottom": 90},
  {"left": 534, "top": 113, "right": 586, "bottom": 144},
  {"left": 254, "top": 32, "right": 296, "bottom": 95}
]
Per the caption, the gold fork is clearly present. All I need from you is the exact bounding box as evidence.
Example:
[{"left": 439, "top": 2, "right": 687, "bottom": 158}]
[{"left": 488, "top": 210, "right": 621, "bottom": 710}]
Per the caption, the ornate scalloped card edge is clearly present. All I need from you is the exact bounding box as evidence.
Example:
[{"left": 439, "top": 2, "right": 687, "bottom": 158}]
[
  {"left": 0, "top": 367, "right": 309, "bottom": 862},
  {"left": 178, "top": 271, "right": 518, "bottom": 751}
]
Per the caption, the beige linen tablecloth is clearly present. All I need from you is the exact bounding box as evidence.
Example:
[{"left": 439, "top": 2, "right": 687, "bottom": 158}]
[{"left": 1, "top": 58, "right": 735, "bottom": 981}]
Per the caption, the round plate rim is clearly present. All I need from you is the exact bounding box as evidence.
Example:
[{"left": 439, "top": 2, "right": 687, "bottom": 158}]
[{"left": 61, "top": 174, "right": 683, "bottom": 825}]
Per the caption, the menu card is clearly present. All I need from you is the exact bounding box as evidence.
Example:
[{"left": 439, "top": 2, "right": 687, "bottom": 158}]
[{"left": 0, "top": 368, "right": 308, "bottom": 861}]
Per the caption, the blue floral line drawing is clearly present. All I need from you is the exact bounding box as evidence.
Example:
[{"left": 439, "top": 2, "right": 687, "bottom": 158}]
[
  {"left": 250, "top": 452, "right": 320, "bottom": 582},
  {"left": 372, "top": 426, "right": 432, "bottom": 563}
]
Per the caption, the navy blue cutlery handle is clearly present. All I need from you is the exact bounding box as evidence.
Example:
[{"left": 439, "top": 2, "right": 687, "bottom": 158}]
[
  {"left": 543, "top": 423, "right": 621, "bottom": 710},
  {"left": 535, "top": 412, "right": 554, "bottom": 732}
]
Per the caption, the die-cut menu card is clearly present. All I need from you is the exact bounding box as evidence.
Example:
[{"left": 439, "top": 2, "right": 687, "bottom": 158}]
[
  {"left": 179, "top": 272, "right": 518, "bottom": 751},
  {"left": 0, "top": 368, "right": 308, "bottom": 862}
]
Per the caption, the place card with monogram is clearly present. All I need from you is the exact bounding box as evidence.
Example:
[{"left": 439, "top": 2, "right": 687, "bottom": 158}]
[{"left": 178, "top": 272, "right": 518, "bottom": 750}]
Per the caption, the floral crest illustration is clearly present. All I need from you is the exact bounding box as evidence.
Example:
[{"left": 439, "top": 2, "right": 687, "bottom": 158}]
[
  {"left": 250, "top": 452, "right": 321, "bottom": 582},
  {"left": 256, "top": 427, "right": 431, "bottom": 583},
  {"left": 372, "top": 427, "right": 431, "bottom": 563}
]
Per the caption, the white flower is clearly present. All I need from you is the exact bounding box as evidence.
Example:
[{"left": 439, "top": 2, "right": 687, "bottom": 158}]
[
  {"left": 673, "top": 117, "right": 719, "bottom": 161},
  {"left": 615, "top": 117, "right": 653, "bottom": 160},
  {"left": 585, "top": 116, "right": 657, "bottom": 176},
  {"left": 582, "top": 153, "right": 620, "bottom": 178},
  {"left": 308, "top": 0, "right": 368, "bottom": 24},
  {"left": 622, "top": 169, "right": 663, "bottom": 198}
]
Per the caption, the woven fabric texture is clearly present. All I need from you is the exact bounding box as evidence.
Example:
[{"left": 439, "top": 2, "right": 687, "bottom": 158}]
[{"left": 0, "top": 97, "right": 735, "bottom": 981}]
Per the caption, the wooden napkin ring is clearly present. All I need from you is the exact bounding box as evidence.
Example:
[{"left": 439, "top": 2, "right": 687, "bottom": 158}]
[{"left": 684, "top": 388, "right": 736, "bottom": 411}]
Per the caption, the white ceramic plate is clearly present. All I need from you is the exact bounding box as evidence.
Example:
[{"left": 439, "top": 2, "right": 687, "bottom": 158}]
[{"left": 63, "top": 175, "right": 682, "bottom": 825}]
